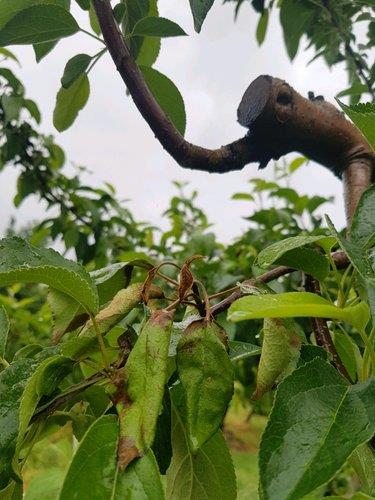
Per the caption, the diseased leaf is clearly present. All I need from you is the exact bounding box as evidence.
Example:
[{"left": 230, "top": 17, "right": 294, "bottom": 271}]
[
  {"left": 61, "top": 53, "right": 92, "bottom": 88},
  {"left": 59, "top": 415, "right": 164, "bottom": 500},
  {"left": 259, "top": 358, "right": 375, "bottom": 500},
  {"left": 166, "top": 385, "right": 237, "bottom": 500},
  {"left": 0, "top": 305, "right": 10, "bottom": 358},
  {"left": 228, "top": 340, "right": 261, "bottom": 361},
  {"left": 189, "top": 0, "right": 215, "bottom": 33},
  {"left": 0, "top": 237, "right": 98, "bottom": 314},
  {"left": 228, "top": 292, "right": 370, "bottom": 332},
  {"left": 253, "top": 317, "right": 300, "bottom": 400},
  {"left": 109, "top": 309, "right": 174, "bottom": 469},
  {"left": 176, "top": 320, "right": 233, "bottom": 451},
  {"left": 140, "top": 66, "right": 186, "bottom": 135},
  {"left": 53, "top": 73, "right": 90, "bottom": 132},
  {"left": 132, "top": 16, "right": 187, "bottom": 38},
  {"left": 0, "top": 5, "right": 79, "bottom": 46}
]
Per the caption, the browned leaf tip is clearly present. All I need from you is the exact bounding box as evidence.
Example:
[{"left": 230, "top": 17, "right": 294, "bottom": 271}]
[
  {"left": 117, "top": 436, "right": 140, "bottom": 470},
  {"left": 141, "top": 267, "right": 159, "bottom": 303},
  {"left": 178, "top": 255, "right": 204, "bottom": 301}
]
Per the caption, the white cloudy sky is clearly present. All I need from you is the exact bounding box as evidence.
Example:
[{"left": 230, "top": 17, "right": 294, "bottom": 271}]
[{"left": 0, "top": 1, "right": 350, "bottom": 241}]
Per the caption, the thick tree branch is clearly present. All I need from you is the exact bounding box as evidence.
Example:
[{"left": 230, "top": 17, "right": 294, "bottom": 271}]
[{"left": 92, "top": 0, "right": 375, "bottom": 196}]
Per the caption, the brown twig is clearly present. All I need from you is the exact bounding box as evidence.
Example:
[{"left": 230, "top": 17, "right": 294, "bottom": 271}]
[
  {"left": 92, "top": 0, "right": 374, "bottom": 184},
  {"left": 304, "top": 275, "right": 352, "bottom": 381}
]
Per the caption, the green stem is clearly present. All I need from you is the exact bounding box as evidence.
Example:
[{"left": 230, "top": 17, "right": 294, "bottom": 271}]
[
  {"left": 0, "top": 357, "right": 9, "bottom": 368},
  {"left": 87, "top": 48, "right": 107, "bottom": 74},
  {"left": 80, "top": 28, "right": 106, "bottom": 44},
  {"left": 359, "top": 326, "right": 375, "bottom": 379},
  {"left": 90, "top": 314, "right": 110, "bottom": 370}
]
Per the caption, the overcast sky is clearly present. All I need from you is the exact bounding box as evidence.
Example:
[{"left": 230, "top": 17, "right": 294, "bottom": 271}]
[{"left": 0, "top": 1, "right": 350, "bottom": 241}]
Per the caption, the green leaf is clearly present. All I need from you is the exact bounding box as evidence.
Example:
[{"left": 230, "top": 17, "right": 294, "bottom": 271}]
[
  {"left": 166, "top": 385, "right": 237, "bottom": 500},
  {"left": 256, "top": 235, "right": 334, "bottom": 269},
  {"left": 59, "top": 415, "right": 164, "bottom": 500},
  {"left": 61, "top": 53, "right": 92, "bottom": 88},
  {"left": 88, "top": 5, "right": 100, "bottom": 35},
  {"left": 110, "top": 309, "right": 174, "bottom": 468},
  {"left": 333, "top": 331, "right": 361, "bottom": 382},
  {"left": 288, "top": 156, "right": 307, "bottom": 173},
  {"left": 253, "top": 318, "right": 300, "bottom": 399},
  {"left": 1, "top": 95, "right": 22, "bottom": 123},
  {"left": 136, "top": 0, "right": 160, "bottom": 66},
  {"left": 75, "top": 0, "right": 90, "bottom": 10},
  {"left": 0, "top": 5, "right": 79, "bottom": 46},
  {"left": 279, "top": 0, "right": 315, "bottom": 60},
  {"left": 33, "top": 40, "right": 58, "bottom": 62},
  {"left": 13, "top": 355, "right": 73, "bottom": 477},
  {"left": 336, "top": 100, "right": 375, "bottom": 151},
  {"left": 256, "top": 10, "right": 268, "bottom": 45},
  {"left": 176, "top": 320, "right": 234, "bottom": 450},
  {"left": 23, "top": 99, "right": 41, "bottom": 124},
  {"left": 132, "top": 16, "right": 187, "bottom": 37},
  {"left": 53, "top": 73, "right": 90, "bottom": 132},
  {"left": 259, "top": 358, "right": 375, "bottom": 500},
  {"left": 0, "top": 0, "right": 68, "bottom": 29},
  {"left": 351, "top": 185, "right": 375, "bottom": 247},
  {"left": 275, "top": 247, "right": 330, "bottom": 282},
  {"left": 189, "top": 0, "right": 215, "bottom": 33},
  {"left": 228, "top": 340, "right": 261, "bottom": 361},
  {"left": 0, "top": 306, "right": 9, "bottom": 359},
  {"left": 228, "top": 292, "right": 370, "bottom": 332},
  {"left": 0, "top": 47, "right": 19, "bottom": 64},
  {"left": 0, "top": 237, "right": 98, "bottom": 314},
  {"left": 350, "top": 443, "right": 375, "bottom": 496},
  {"left": 140, "top": 66, "right": 186, "bottom": 135}
]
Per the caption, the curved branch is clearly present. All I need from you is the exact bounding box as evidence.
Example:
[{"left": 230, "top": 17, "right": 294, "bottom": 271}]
[{"left": 92, "top": 0, "right": 374, "bottom": 185}]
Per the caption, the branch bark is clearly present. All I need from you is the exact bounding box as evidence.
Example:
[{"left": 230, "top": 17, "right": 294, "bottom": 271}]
[{"left": 92, "top": 0, "right": 374, "bottom": 205}]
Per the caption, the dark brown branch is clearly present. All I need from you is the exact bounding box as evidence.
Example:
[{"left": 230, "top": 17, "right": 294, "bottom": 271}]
[
  {"left": 92, "top": 0, "right": 375, "bottom": 189},
  {"left": 211, "top": 251, "right": 349, "bottom": 316},
  {"left": 304, "top": 275, "right": 352, "bottom": 382}
]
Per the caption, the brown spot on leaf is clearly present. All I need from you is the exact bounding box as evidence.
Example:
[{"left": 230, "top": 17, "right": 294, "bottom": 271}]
[{"left": 117, "top": 436, "right": 140, "bottom": 470}]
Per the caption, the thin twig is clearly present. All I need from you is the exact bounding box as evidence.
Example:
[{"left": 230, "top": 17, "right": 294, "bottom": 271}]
[{"left": 305, "top": 275, "right": 352, "bottom": 381}]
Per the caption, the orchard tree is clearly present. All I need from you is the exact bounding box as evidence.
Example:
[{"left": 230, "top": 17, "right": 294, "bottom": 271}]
[{"left": 0, "top": 1, "right": 374, "bottom": 499}]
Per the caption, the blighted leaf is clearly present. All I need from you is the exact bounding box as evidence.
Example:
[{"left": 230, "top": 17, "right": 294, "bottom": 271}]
[
  {"left": 80, "top": 283, "right": 162, "bottom": 339},
  {"left": 0, "top": 306, "right": 9, "bottom": 358},
  {"left": 0, "top": 5, "right": 79, "bottom": 46},
  {"left": 253, "top": 317, "right": 300, "bottom": 399},
  {"left": 166, "top": 385, "right": 237, "bottom": 500},
  {"left": 228, "top": 292, "right": 370, "bottom": 332},
  {"left": 108, "top": 309, "right": 174, "bottom": 469},
  {"left": 53, "top": 73, "right": 90, "bottom": 132},
  {"left": 176, "top": 319, "right": 234, "bottom": 451},
  {"left": 140, "top": 66, "right": 186, "bottom": 135},
  {"left": 189, "top": 0, "right": 215, "bottom": 33},
  {"left": 259, "top": 358, "right": 375, "bottom": 500},
  {"left": 61, "top": 53, "right": 92, "bottom": 88},
  {"left": 0, "top": 237, "right": 98, "bottom": 314},
  {"left": 59, "top": 415, "right": 164, "bottom": 500}
]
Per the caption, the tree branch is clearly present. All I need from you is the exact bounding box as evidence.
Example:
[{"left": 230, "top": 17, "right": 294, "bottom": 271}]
[
  {"left": 92, "top": 0, "right": 374, "bottom": 188},
  {"left": 211, "top": 251, "right": 350, "bottom": 316},
  {"left": 304, "top": 275, "right": 352, "bottom": 382}
]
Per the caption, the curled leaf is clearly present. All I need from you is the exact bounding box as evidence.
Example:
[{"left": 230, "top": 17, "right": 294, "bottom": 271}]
[
  {"left": 108, "top": 309, "right": 174, "bottom": 469},
  {"left": 176, "top": 319, "right": 234, "bottom": 451},
  {"left": 253, "top": 317, "right": 301, "bottom": 400}
]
